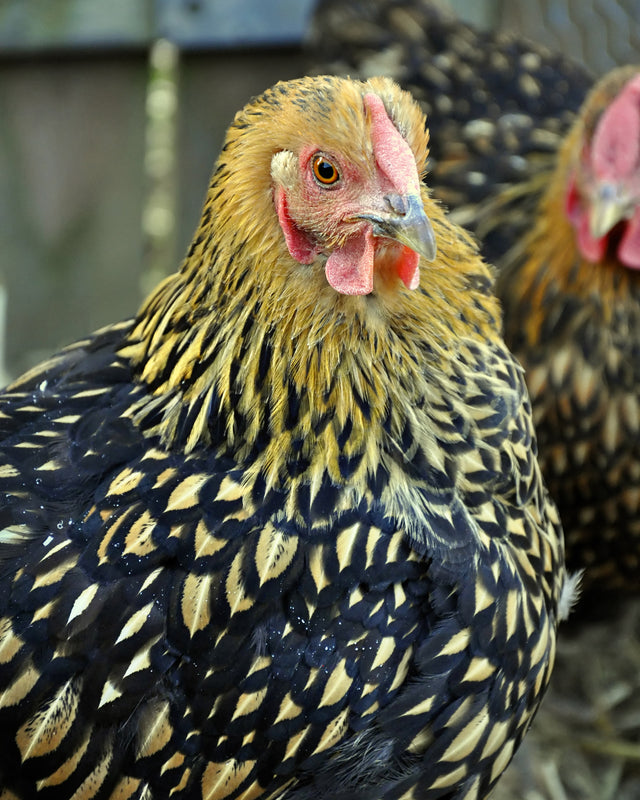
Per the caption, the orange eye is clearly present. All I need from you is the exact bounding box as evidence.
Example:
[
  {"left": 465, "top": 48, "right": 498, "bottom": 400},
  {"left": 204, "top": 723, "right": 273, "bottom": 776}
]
[{"left": 312, "top": 154, "right": 340, "bottom": 185}]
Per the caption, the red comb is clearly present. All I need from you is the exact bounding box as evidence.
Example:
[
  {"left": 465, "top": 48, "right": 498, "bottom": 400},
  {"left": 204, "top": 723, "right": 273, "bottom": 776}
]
[{"left": 591, "top": 75, "right": 640, "bottom": 180}]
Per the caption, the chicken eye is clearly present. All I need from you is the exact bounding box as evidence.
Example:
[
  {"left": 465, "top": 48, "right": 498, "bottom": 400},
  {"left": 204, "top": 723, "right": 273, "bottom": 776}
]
[{"left": 312, "top": 155, "right": 340, "bottom": 186}]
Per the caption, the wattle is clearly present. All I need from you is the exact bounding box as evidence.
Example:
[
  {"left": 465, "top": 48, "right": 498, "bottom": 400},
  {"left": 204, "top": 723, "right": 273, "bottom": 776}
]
[
  {"left": 395, "top": 246, "right": 421, "bottom": 290},
  {"left": 325, "top": 232, "right": 422, "bottom": 296},
  {"left": 325, "top": 228, "right": 375, "bottom": 295}
]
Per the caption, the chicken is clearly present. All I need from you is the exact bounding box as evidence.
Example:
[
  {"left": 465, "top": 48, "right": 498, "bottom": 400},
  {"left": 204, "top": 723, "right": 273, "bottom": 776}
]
[
  {"left": 308, "top": 0, "right": 640, "bottom": 602},
  {"left": 0, "top": 74, "right": 565, "bottom": 800},
  {"left": 499, "top": 66, "right": 640, "bottom": 601}
]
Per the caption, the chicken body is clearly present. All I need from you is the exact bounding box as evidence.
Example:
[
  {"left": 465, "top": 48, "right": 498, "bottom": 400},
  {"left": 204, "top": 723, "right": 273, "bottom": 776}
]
[
  {"left": 309, "top": 0, "right": 640, "bottom": 601},
  {"left": 0, "top": 75, "right": 563, "bottom": 800}
]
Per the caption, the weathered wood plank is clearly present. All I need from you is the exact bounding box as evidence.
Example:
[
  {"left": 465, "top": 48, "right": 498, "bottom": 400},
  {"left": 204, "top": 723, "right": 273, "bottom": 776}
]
[
  {"left": 157, "top": 0, "right": 318, "bottom": 49},
  {"left": 0, "top": 55, "right": 148, "bottom": 376},
  {"left": 0, "top": 0, "right": 152, "bottom": 53},
  {"left": 0, "top": 0, "right": 320, "bottom": 53}
]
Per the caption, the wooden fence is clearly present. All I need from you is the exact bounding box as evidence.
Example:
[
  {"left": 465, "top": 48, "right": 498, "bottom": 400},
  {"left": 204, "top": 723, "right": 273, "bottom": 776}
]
[
  {"left": 0, "top": 0, "right": 637, "bottom": 379},
  {"left": 0, "top": 0, "right": 317, "bottom": 379}
]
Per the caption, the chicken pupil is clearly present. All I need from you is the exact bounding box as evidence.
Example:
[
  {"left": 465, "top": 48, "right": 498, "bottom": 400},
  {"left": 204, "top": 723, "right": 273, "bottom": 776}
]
[{"left": 317, "top": 159, "right": 336, "bottom": 180}]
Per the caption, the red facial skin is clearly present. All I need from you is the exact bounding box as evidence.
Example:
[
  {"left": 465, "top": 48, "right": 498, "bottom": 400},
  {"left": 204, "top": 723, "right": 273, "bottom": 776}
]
[
  {"left": 275, "top": 93, "right": 424, "bottom": 295},
  {"left": 566, "top": 75, "right": 640, "bottom": 269}
]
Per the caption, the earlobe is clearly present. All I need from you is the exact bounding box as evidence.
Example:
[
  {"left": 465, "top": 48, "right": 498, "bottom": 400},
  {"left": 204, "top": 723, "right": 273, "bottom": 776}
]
[
  {"left": 275, "top": 188, "right": 319, "bottom": 265},
  {"left": 270, "top": 150, "right": 298, "bottom": 190}
]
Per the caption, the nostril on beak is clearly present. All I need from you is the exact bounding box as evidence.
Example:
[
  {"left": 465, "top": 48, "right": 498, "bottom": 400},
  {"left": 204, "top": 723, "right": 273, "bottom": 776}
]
[{"left": 384, "top": 194, "right": 409, "bottom": 215}]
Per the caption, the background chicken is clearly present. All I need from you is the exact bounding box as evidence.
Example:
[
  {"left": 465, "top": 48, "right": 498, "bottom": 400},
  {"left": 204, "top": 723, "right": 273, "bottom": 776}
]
[
  {"left": 498, "top": 66, "right": 640, "bottom": 600},
  {"left": 0, "top": 74, "right": 564, "bottom": 799}
]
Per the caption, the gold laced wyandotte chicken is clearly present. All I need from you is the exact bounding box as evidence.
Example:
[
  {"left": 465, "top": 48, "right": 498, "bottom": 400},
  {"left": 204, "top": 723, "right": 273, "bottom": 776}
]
[
  {"left": 0, "top": 75, "right": 567, "bottom": 799},
  {"left": 308, "top": 0, "right": 640, "bottom": 604},
  {"left": 499, "top": 66, "right": 640, "bottom": 601}
]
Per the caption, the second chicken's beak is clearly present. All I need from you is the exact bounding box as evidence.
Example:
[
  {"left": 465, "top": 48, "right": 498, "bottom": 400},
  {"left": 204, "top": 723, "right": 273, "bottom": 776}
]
[
  {"left": 589, "top": 183, "right": 633, "bottom": 240},
  {"left": 354, "top": 194, "right": 437, "bottom": 262}
]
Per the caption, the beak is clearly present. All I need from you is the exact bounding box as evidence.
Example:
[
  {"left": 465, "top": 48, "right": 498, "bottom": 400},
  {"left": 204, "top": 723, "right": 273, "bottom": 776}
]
[
  {"left": 353, "top": 194, "right": 437, "bottom": 262},
  {"left": 589, "top": 183, "right": 631, "bottom": 240}
]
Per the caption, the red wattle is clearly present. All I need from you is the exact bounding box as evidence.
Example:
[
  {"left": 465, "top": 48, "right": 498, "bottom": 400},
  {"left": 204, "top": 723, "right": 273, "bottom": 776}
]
[
  {"left": 325, "top": 229, "right": 374, "bottom": 295},
  {"left": 396, "top": 246, "right": 421, "bottom": 290}
]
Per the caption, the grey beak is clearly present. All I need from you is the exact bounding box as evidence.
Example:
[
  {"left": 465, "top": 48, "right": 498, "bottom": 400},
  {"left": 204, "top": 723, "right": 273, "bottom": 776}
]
[{"left": 355, "top": 194, "right": 437, "bottom": 261}]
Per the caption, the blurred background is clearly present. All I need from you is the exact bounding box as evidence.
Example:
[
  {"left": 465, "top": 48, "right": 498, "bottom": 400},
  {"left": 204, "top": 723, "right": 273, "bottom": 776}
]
[{"left": 0, "top": 0, "right": 638, "bottom": 380}]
